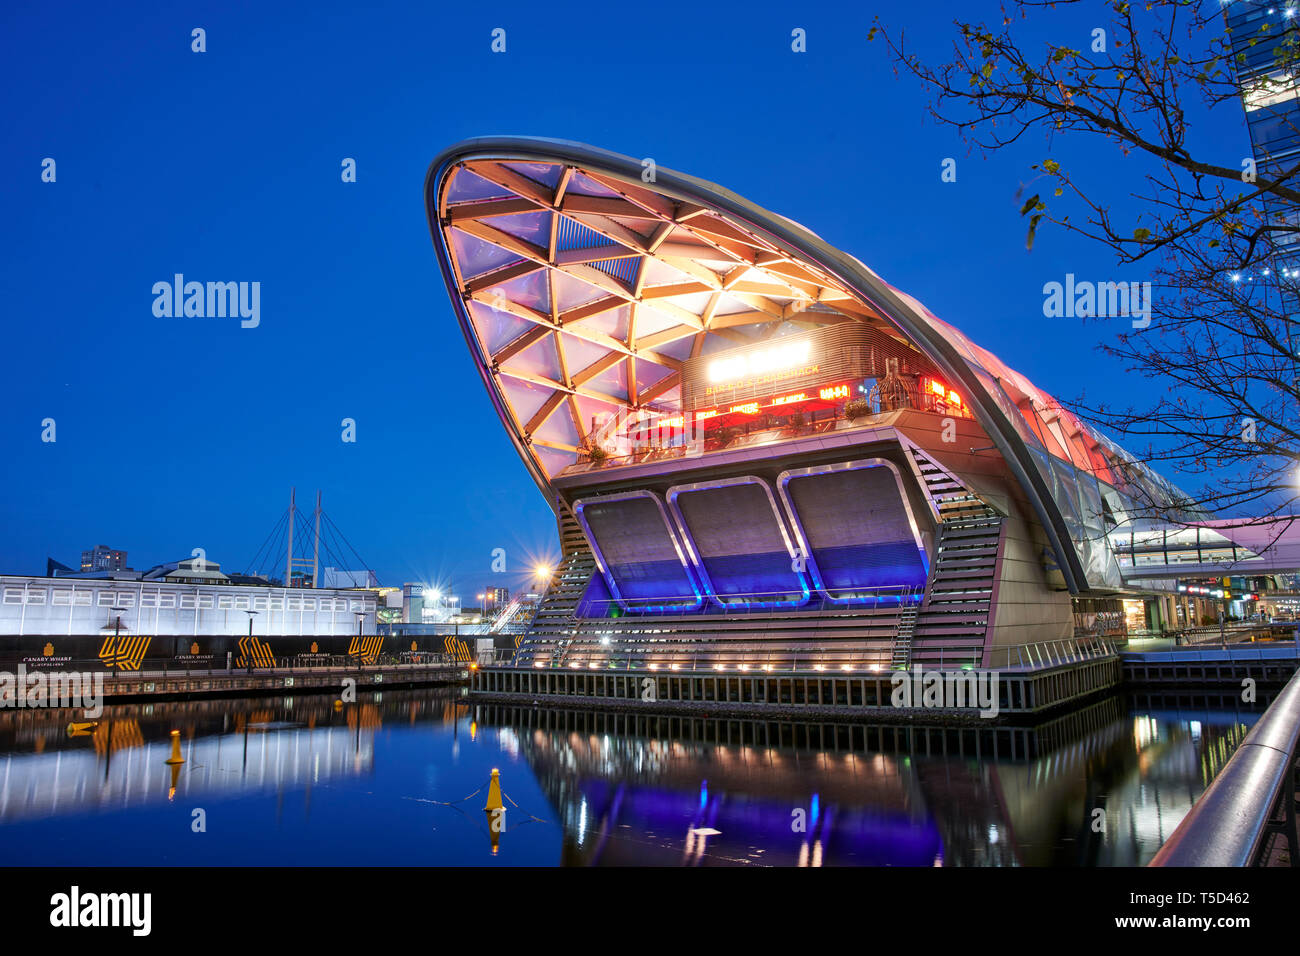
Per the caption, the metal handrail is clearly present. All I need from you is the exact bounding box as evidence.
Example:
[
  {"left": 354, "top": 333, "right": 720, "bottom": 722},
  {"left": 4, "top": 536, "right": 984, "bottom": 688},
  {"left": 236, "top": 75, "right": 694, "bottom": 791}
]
[
  {"left": 986, "top": 636, "right": 1117, "bottom": 671},
  {"left": 1149, "top": 667, "right": 1300, "bottom": 867},
  {"left": 512, "top": 631, "right": 1118, "bottom": 673},
  {"left": 573, "top": 584, "right": 925, "bottom": 619}
]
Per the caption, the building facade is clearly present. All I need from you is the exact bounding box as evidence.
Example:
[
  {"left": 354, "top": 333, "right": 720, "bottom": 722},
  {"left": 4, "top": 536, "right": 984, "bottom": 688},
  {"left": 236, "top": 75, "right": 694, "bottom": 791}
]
[
  {"left": 425, "top": 137, "right": 1233, "bottom": 671},
  {"left": 80, "top": 545, "right": 127, "bottom": 572},
  {"left": 0, "top": 575, "right": 377, "bottom": 638}
]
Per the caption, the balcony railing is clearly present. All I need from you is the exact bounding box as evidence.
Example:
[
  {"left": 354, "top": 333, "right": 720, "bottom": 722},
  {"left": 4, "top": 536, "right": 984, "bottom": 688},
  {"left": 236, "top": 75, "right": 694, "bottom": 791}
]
[{"left": 562, "top": 383, "right": 972, "bottom": 476}]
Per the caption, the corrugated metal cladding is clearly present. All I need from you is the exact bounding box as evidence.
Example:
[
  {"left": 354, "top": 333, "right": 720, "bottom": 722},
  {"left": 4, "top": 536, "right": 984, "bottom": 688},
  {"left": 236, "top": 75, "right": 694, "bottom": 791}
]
[
  {"left": 680, "top": 323, "right": 941, "bottom": 411},
  {"left": 672, "top": 482, "right": 803, "bottom": 603},
  {"left": 577, "top": 496, "right": 696, "bottom": 605},
  {"left": 784, "top": 468, "right": 928, "bottom": 596}
]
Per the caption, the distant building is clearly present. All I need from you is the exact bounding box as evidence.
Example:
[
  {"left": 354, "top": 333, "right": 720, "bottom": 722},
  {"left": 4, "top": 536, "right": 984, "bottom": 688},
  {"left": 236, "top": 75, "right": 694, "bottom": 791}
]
[
  {"left": 141, "top": 557, "right": 230, "bottom": 586},
  {"left": 376, "top": 587, "right": 403, "bottom": 624},
  {"left": 320, "top": 568, "right": 379, "bottom": 589},
  {"left": 1224, "top": 2, "right": 1300, "bottom": 301},
  {"left": 484, "top": 587, "right": 509, "bottom": 612},
  {"left": 0, "top": 574, "right": 377, "bottom": 637},
  {"left": 80, "top": 545, "right": 127, "bottom": 572},
  {"left": 46, "top": 557, "right": 77, "bottom": 577},
  {"left": 402, "top": 583, "right": 424, "bottom": 624}
]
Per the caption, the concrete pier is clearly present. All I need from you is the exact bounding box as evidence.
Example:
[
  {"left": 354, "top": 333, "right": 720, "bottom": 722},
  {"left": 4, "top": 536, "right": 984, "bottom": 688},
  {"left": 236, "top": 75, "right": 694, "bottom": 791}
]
[{"left": 469, "top": 655, "right": 1122, "bottom": 721}]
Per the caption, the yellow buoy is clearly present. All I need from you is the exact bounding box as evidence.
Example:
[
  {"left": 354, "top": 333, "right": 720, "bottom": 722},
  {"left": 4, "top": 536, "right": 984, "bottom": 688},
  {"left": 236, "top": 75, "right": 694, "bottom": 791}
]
[
  {"left": 164, "top": 729, "right": 184, "bottom": 765},
  {"left": 66, "top": 721, "right": 98, "bottom": 737},
  {"left": 334, "top": 699, "right": 343, "bottom": 710},
  {"left": 485, "top": 769, "right": 506, "bottom": 855}
]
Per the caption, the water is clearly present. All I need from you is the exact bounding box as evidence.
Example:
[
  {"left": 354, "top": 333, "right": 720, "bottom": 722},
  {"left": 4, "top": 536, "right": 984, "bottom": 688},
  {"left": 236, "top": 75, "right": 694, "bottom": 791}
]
[{"left": 0, "top": 689, "right": 1260, "bottom": 866}]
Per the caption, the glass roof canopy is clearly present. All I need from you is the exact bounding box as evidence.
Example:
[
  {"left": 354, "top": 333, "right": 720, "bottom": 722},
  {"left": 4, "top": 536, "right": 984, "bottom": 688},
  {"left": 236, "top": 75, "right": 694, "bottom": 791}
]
[{"left": 425, "top": 137, "right": 1199, "bottom": 595}]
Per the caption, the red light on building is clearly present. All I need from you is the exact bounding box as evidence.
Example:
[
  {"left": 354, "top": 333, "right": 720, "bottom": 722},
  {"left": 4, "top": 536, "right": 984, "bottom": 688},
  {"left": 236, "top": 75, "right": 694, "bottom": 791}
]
[
  {"left": 925, "top": 378, "right": 964, "bottom": 409},
  {"left": 768, "top": 392, "right": 808, "bottom": 407},
  {"left": 819, "top": 384, "right": 850, "bottom": 401}
]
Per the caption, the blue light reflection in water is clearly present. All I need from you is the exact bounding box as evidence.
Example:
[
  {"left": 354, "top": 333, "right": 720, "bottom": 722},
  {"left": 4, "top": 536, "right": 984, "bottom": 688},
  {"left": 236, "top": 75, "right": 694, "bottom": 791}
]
[{"left": 0, "top": 689, "right": 1261, "bottom": 866}]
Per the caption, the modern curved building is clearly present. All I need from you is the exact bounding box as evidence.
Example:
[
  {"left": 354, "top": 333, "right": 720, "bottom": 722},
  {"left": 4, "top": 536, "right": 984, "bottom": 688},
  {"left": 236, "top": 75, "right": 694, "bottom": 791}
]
[{"left": 425, "top": 137, "right": 1232, "bottom": 672}]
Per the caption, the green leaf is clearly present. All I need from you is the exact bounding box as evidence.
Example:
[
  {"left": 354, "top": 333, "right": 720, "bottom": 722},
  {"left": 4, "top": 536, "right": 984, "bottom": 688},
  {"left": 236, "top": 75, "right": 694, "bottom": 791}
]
[
  {"left": 1019, "top": 193, "right": 1041, "bottom": 216},
  {"left": 1133, "top": 228, "right": 1151, "bottom": 241},
  {"left": 1026, "top": 213, "right": 1044, "bottom": 250}
]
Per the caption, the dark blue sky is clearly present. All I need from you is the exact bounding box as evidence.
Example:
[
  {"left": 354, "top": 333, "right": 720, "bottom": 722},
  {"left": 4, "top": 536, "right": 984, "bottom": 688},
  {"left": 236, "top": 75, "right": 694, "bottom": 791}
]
[{"left": 0, "top": 0, "right": 1245, "bottom": 597}]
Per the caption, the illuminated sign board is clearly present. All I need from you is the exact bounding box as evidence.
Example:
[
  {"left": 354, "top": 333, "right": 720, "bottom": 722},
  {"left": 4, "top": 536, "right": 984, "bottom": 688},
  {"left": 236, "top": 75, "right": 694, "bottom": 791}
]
[
  {"left": 708, "top": 339, "right": 811, "bottom": 385},
  {"left": 680, "top": 326, "right": 882, "bottom": 411},
  {"left": 769, "top": 392, "right": 807, "bottom": 407}
]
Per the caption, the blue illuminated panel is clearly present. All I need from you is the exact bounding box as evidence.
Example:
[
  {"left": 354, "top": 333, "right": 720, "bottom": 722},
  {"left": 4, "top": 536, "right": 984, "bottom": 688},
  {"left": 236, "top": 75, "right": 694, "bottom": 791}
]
[
  {"left": 574, "top": 492, "right": 702, "bottom": 613},
  {"left": 667, "top": 477, "right": 809, "bottom": 609},
  {"left": 778, "top": 460, "right": 929, "bottom": 603}
]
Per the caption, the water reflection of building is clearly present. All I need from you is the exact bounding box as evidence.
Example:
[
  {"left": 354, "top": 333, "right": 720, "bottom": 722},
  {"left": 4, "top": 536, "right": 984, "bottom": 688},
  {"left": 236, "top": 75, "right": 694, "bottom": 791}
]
[
  {"left": 479, "top": 706, "right": 1053, "bottom": 866},
  {"left": 0, "top": 695, "right": 414, "bottom": 822},
  {"left": 477, "top": 695, "right": 1260, "bottom": 866}
]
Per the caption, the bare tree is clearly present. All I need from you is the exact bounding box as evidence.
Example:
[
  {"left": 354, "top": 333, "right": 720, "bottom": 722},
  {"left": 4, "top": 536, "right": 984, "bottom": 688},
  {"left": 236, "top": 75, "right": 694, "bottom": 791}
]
[{"left": 873, "top": 0, "right": 1300, "bottom": 524}]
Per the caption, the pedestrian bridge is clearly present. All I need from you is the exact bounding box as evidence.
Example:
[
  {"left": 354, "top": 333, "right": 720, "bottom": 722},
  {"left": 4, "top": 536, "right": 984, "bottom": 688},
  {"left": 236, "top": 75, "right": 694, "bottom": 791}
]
[{"left": 1114, "top": 517, "right": 1300, "bottom": 580}]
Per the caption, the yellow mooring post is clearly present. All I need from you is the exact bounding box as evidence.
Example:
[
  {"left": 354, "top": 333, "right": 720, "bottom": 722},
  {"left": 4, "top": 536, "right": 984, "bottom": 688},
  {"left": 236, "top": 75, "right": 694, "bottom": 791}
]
[
  {"left": 485, "top": 768, "right": 505, "bottom": 855},
  {"left": 165, "top": 729, "right": 184, "bottom": 765}
]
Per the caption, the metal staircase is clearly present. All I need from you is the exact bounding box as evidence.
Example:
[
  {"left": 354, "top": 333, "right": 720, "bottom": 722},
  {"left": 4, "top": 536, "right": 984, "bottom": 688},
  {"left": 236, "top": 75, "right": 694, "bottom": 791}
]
[
  {"left": 518, "top": 547, "right": 596, "bottom": 664},
  {"left": 512, "top": 502, "right": 597, "bottom": 666},
  {"left": 890, "top": 601, "right": 919, "bottom": 669},
  {"left": 902, "top": 448, "right": 1006, "bottom": 668},
  {"left": 909, "top": 510, "right": 1005, "bottom": 667}
]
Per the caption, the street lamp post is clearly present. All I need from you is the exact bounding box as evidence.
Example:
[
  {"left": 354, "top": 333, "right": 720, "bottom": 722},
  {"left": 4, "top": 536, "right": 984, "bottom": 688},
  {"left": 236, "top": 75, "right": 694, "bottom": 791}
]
[
  {"left": 355, "top": 612, "right": 365, "bottom": 675},
  {"left": 244, "top": 611, "right": 258, "bottom": 674}
]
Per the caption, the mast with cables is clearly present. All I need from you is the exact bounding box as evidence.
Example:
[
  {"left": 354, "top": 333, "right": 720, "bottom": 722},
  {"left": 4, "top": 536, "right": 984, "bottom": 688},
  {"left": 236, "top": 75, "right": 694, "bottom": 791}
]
[{"left": 246, "top": 489, "right": 377, "bottom": 589}]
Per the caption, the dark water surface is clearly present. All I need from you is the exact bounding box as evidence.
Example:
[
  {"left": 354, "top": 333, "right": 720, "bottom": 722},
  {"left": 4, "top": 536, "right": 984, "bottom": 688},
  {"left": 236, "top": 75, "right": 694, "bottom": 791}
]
[{"left": 0, "top": 688, "right": 1260, "bottom": 866}]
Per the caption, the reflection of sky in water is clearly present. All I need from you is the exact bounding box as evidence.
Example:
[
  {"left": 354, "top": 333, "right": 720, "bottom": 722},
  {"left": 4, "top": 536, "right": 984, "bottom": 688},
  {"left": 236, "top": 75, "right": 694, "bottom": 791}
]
[{"left": 0, "top": 691, "right": 1260, "bottom": 866}]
